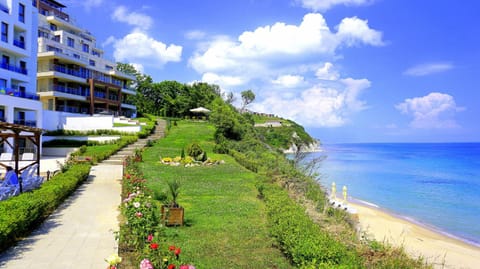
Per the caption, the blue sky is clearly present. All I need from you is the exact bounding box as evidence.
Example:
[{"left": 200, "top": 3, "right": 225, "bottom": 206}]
[{"left": 62, "top": 0, "right": 480, "bottom": 143}]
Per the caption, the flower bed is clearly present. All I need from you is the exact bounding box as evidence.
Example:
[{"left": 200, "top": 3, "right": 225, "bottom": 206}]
[{"left": 116, "top": 156, "right": 195, "bottom": 268}]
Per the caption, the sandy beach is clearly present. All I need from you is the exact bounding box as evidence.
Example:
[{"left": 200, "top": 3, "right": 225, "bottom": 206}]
[{"left": 352, "top": 201, "right": 480, "bottom": 269}]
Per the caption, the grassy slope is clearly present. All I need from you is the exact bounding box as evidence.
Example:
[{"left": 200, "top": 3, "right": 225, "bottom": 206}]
[{"left": 140, "top": 121, "right": 293, "bottom": 268}]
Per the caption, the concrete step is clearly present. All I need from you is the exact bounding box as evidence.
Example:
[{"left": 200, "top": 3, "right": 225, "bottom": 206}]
[{"left": 102, "top": 159, "right": 124, "bottom": 165}]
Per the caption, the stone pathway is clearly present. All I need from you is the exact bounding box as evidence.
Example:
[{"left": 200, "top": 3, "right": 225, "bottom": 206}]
[{"left": 0, "top": 120, "right": 165, "bottom": 269}]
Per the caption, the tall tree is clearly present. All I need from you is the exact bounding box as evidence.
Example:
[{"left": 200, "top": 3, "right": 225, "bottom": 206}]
[{"left": 241, "top": 89, "right": 255, "bottom": 111}]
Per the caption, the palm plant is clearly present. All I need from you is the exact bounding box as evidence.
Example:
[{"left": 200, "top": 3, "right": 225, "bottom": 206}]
[{"left": 167, "top": 179, "right": 181, "bottom": 208}]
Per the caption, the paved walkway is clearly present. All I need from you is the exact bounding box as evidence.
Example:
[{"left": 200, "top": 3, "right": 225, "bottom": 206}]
[
  {"left": 0, "top": 164, "right": 123, "bottom": 269},
  {"left": 0, "top": 120, "right": 166, "bottom": 269}
]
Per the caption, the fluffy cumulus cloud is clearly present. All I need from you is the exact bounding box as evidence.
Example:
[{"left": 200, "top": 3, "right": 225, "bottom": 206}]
[
  {"left": 403, "top": 62, "right": 454, "bottom": 76},
  {"left": 272, "top": 75, "right": 305, "bottom": 88},
  {"left": 251, "top": 67, "right": 371, "bottom": 127},
  {"left": 395, "top": 92, "right": 463, "bottom": 129},
  {"left": 108, "top": 6, "right": 182, "bottom": 67},
  {"left": 113, "top": 31, "right": 182, "bottom": 65},
  {"left": 201, "top": 72, "right": 246, "bottom": 87},
  {"left": 315, "top": 62, "right": 339, "bottom": 80},
  {"left": 297, "top": 0, "right": 373, "bottom": 12},
  {"left": 190, "top": 13, "right": 383, "bottom": 84}
]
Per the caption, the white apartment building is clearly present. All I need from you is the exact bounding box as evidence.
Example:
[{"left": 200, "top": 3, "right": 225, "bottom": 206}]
[
  {"left": 35, "top": 0, "right": 137, "bottom": 117},
  {"left": 0, "top": 0, "right": 42, "bottom": 128}
]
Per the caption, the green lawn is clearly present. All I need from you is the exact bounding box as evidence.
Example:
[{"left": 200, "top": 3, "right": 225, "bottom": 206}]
[{"left": 140, "top": 121, "right": 293, "bottom": 268}]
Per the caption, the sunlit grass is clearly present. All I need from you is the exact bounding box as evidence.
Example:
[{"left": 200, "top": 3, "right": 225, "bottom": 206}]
[{"left": 140, "top": 120, "right": 293, "bottom": 268}]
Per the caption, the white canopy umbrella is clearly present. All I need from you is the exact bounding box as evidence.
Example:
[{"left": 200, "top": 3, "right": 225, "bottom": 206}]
[{"left": 189, "top": 107, "right": 211, "bottom": 113}]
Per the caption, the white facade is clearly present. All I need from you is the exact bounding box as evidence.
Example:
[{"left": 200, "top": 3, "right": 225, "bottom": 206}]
[
  {"left": 0, "top": 0, "right": 42, "bottom": 128},
  {"left": 36, "top": 0, "right": 137, "bottom": 117}
]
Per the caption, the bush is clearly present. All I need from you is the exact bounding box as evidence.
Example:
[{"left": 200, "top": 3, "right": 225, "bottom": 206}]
[{"left": 0, "top": 164, "right": 91, "bottom": 252}]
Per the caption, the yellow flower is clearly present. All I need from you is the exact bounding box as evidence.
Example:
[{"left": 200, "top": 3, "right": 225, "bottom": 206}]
[{"left": 105, "top": 253, "right": 122, "bottom": 266}]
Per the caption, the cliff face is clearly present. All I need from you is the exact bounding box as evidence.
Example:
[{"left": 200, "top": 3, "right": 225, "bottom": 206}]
[{"left": 283, "top": 139, "right": 320, "bottom": 154}]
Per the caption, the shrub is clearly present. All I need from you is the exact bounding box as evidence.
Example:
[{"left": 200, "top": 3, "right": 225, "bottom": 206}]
[{"left": 186, "top": 142, "right": 204, "bottom": 161}]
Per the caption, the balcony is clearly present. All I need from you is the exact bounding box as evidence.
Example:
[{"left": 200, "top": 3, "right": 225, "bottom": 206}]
[
  {"left": 13, "top": 119, "right": 37, "bottom": 127},
  {"left": 0, "top": 3, "right": 9, "bottom": 13},
  {"left": 51, "top": 84, "right": 89, "bottom": 97},
  {"left": 13, "top": 39, "right": 25, "bottom": 49},
  {"left": 0, "top": 62, "right": 27, "bottom": 75},
  {"left": 0, "top": 88, "right": 39, "bottom": 100},
  {"left": 51, "top": 64, "right": 88, "bottom": 79}
]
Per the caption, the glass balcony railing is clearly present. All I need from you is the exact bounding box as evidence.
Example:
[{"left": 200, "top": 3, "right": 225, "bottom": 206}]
[
  {"left": 0, "top": 87, "right": 39, "bottom": 100},
  {"left": 0, "top": 62, "right": 27, "bottom": 75},
  {"left": 14, "top": 119, "right": 37, "bottom": 127},
  {"left": 51, "top": 84, "right": 89, "bottom": 97},
  {"left": 13, "top": 39, "right": 25, "bottom": 49}
]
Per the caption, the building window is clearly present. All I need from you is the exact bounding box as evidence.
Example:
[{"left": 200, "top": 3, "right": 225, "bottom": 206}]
[
  {"left": 38, "top": 30, "right": 49, "bottom": 38},
  {"left": 50, "top": 23, "right": 57, "bottom": 31},
  {"left": 2, "top": 55, "right": 9, "bottom": 65},
  {"left": 82, "top": 43, "right": 89, "bottom": 53},
  {"left": 19, "top": 4, "right": 25, "bottom": 23},
  {"left": 105, "top": 65, "right": 113, "bottom": 70},
  {"left": 1, "top": 22, "right": 7, "bottom": 43},
  {"left": 73, "top": 53, "right": 80, "bottom": 59},
  {"left": 92, "top": 50, "right": 100, "bottom": 57},
  {"left": 0, "top": 78, "right": 6, "bottom": 89},
  {"left": 67, "top": 37, "right": 74, "bottom": 47},
  {"left": 89, "top": 60, "right": 95, "bottom": 66},
  {"left": 53, "top": 35, "right": 60, "bottom": 42}
]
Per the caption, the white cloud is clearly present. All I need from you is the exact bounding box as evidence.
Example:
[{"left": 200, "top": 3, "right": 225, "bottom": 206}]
[
  {"left": 112, "top": 6, "right": 153, "bottom": 31},
  {"left": 297, "top": 0, "right": 372, "bottom": 12},
  {"left": 396, "top": 92, "right": 463, "bottom": 129},
  {"left": 113, "top": 30, "right": 182, "bottom": 66},
  {"left": 272, "top": 75, "right": 305, "bottom": 88},
  {"left": 201, "top": 72, "right": 246, "bottom": 87},
  {"left": 108, "top": 7, "right": 182, "bottom": 68},
  {"left": 336, "top": 17, "right": 384, "bottom": 46},
  {"left": 130, "top": 63, "right": 144, "bottom": 74},
  {"left": 403, "top": 63, "right": 454, "bottom": 76},
  {"left": 315, "top": 62, "right": 339, "bottom": 80},
  {"left": 185, "top": 30, "right": 207, "bottom": 40},
  {"left": 189, "top": 13, "right": 383, "bottom": 87},
  {"left": 251, "top": 75, "right": 371, "bottom": 127}
]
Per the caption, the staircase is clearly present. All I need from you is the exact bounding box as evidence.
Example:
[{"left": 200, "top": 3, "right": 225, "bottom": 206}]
[{"left": 102, "top": 120, "right": 166, "bottom": 165}]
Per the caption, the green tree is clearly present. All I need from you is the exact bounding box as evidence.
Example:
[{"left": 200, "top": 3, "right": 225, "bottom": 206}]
[{"left": 241, "top": 89, "right": 255, "bottom": 111}]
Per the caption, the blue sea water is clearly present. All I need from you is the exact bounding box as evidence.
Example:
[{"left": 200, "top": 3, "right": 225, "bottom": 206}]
[{"left": 312, "top": 143, "right": 480, "bottom": 246}]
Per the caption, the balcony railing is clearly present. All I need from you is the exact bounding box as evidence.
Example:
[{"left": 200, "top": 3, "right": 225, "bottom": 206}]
[
  {"left": 51, "top": 64, "right": 88, "bottom": 79},
  {"left": 0, "top": 87, "right": 39, "bottom": 100},
  {"left": 51, "top": 84, "right": 90, "bottom": 97},
  {"left": 14, "top": 39, "right": 25, "bottom": 49},
  {"left": 14, "top": 119, "right": 37, "bottom": 127},
  {"left": 1, "top": 35, "right": 7, "bottom": 42},
  {"left": 0, "top": 3, "right": 9, "bottom": 13},
  {"left": 0, "top": 62, "right": 27, "bottom": 75}
]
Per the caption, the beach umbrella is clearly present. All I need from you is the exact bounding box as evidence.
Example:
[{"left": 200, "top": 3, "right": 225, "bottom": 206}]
[
  {"left": 331, "top": 182, "right": 336, "bottom": 199},
  {"left": 189, "top": 107, "right": 211, "bottom": 113}
]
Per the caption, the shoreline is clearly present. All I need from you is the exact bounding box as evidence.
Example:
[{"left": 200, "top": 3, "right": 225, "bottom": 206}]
[{"left": 349, "top": 199, "right": 480, "bottom": 269}]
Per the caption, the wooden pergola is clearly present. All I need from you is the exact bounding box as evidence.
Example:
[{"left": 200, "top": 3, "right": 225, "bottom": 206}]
[{"left": 0, "top": 122, "right": 43, "bottom": 193}]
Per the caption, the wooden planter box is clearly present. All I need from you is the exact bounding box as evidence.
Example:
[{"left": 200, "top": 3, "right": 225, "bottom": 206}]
[{"left": 161, "top": 206, "right": 184, "bottom": 226}]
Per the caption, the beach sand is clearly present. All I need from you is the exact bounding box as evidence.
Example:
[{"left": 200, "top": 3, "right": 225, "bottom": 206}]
[{"left": 352, "top": 202, "right": 480, "bottom": 269}]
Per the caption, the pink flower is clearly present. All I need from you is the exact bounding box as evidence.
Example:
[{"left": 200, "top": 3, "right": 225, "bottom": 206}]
[
  {"left": 135, "top": 212, "right": 143, "bottom": 218},
  {"left": 147, "top": 234, "right": 153, "bottom": 242},
  {"left": 180, "top": 266, "right": 188, "bottom": 269},
  {"left": 139, "top": 259, "right": 154, "bottom": 269}
]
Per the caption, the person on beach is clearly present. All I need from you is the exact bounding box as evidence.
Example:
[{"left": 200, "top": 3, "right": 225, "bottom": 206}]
[{"left": 1, "top": 166, "right": 19, "bottom": 187}]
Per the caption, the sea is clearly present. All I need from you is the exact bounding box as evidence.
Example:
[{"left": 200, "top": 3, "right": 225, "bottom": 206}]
[{"left": 309, "top": 143, "right": 480, "bottom": 246}]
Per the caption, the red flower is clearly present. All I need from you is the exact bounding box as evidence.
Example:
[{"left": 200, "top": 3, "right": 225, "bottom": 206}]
[
  {"left": 174, "top": 247, "right": 181, "bottom": 256},
  {"left": 168, "top": 264, "right": 176, "bottom": 269},
  {"left": 150, "top": 243, "right": 159, "bottom": 250},
  {"left": 126, "top": 174, "right": 131, "bottom": 179},
  {"left": 169, "top": 245, "right": 176, "bottom": 251}
]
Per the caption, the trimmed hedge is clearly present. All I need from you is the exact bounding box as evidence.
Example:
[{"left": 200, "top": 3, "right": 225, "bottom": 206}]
[
  {"left": 0, "top": 164, "right": 91, "bottom": 252},
  {"left": 264, "top": 185, "right": 362, "bottom": 268}
]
